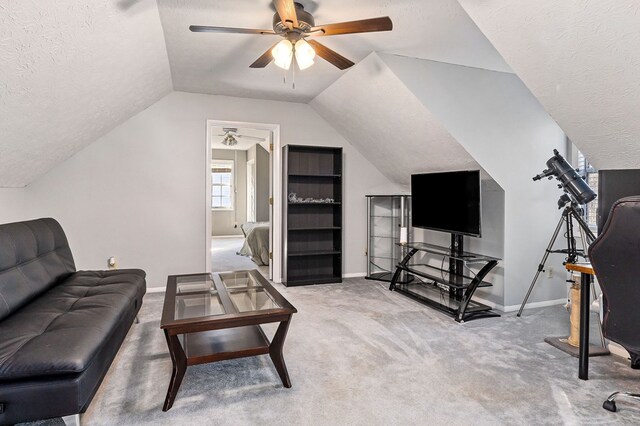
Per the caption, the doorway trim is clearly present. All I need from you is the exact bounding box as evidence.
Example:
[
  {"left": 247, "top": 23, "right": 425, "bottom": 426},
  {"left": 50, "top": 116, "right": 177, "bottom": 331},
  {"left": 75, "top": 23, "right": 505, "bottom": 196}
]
[
  {"left": 246, "top": 158, "right": 256, "bottom": 222},
  {"left": 205, "top": 120, "right": 282, "bottom": 282}
]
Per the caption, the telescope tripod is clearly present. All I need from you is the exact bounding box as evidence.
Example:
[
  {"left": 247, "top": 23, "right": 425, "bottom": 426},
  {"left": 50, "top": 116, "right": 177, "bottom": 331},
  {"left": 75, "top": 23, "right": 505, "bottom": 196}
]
[{"left": 517, "top": 204, "right": 596, "bottom": 317}]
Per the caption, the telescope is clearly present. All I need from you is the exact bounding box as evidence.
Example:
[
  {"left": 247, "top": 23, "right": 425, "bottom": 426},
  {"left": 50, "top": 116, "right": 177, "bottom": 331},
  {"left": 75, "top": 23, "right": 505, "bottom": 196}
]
[
  {"left": 533, "top": 149, "right": 596, "bottom": 207},
  {"left": 519, "top": 149, "right": 598, "bottom": 316}
]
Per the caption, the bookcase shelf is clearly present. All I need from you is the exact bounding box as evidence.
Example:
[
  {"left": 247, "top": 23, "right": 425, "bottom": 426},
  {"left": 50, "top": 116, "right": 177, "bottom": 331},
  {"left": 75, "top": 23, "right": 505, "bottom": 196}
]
[{"left": 283, "top": 145, "right": 343, "bottom": 287}]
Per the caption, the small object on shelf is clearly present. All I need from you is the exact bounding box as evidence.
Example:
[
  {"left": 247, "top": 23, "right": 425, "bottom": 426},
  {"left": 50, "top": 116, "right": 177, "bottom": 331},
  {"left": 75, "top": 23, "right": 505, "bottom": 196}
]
[
  {"left": 283, "top": 145, "right": 343, "bottom": 286},
  {"left": 288, "top": 192, "right": 335, "bottom": 204},
  {"left": 365, "top": 195, "right": 413, "bottom": 283}
]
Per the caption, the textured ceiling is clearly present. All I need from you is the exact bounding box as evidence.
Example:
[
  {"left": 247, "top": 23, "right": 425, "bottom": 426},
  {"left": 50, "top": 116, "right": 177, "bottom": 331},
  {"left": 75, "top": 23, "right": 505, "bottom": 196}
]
[
  {"left": 458, "top": 0, "right": 640, "bottom": 170},
  {"left": 310, "top": 53, "right": 480, "bottom": 186},
  {"left": 0, "top": 0, "right": 172, "bottom": 187},
  {"left": 157, "top": 0, "right": 511, "bottom": 103}
]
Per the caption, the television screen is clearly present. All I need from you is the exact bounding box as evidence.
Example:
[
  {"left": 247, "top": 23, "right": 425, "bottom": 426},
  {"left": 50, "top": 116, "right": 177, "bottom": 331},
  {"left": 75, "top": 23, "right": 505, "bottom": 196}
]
[{"left": 411, "top": 170, "right": 481, "bottom": 237}]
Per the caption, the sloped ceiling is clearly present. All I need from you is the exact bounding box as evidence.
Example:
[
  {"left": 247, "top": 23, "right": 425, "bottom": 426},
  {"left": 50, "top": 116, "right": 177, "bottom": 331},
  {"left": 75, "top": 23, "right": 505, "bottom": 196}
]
[
  {"left": 310, "top": 53, "right": 480, "bottom": 186},
  {"left": 0, "top": 0, "right": 511, "bottom": 188},
  {"left": 457, "top": 0, "right": 640, "bottom": 170},
  {"left": 157, "top": 0, "right": 511, "bottom": 103},
  {"left": 0, "top": 0, "right": 172, "bottom": 187}
]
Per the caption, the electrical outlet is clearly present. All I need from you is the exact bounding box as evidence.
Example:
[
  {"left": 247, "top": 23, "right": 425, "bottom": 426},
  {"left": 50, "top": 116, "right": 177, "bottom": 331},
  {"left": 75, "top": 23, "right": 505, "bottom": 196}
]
[
  {"left": 547, "top": 267, "right": 554, "bottom": 278},
  {"left": 108, "top": 256, "right": 117, "bottom": 270}
]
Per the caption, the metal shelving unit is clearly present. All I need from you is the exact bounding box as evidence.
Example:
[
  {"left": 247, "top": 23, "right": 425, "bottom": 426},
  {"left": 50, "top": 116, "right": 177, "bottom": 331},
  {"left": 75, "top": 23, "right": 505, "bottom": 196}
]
[{"left": 365, "top": 195, "right": 412, "bottom": 283}]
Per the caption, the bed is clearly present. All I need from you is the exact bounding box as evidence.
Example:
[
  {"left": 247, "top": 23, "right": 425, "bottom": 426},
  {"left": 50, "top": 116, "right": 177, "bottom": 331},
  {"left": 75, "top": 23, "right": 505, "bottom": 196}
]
[{"left": 237, "top": 221, "right": 270, "bottom": 266}]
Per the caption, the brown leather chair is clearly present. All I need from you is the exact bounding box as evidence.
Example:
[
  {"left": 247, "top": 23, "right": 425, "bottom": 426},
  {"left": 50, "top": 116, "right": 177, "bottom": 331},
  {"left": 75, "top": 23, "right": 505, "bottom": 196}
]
[{"left": 589, "top": 196, "right": 640, "bottom": 412}]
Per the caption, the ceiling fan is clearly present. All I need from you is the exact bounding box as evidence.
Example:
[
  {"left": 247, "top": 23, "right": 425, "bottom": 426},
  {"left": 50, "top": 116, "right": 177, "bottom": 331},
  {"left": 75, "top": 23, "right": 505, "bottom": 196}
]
[
  {"left": 218, "top": 128, "right": 266, "bottom": 147},
  {"left": 190, "top": 0, "right": 393, "bottom": 71}
]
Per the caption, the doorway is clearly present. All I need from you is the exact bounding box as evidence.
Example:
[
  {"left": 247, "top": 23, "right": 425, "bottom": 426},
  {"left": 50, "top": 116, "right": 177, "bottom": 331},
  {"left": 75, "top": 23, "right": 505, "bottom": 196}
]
[{"left": 205, "top": 120, "right": 282, "bottom": 281}]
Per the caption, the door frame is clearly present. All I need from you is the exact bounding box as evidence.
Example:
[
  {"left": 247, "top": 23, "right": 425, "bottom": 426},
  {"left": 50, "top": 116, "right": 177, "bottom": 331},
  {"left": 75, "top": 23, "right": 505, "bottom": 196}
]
[
  {"left": 246, "top": 158, "right": 256, "bottom": 222},
  {"left": 205, "top": 120, "right": 282, "bottom": 282}
]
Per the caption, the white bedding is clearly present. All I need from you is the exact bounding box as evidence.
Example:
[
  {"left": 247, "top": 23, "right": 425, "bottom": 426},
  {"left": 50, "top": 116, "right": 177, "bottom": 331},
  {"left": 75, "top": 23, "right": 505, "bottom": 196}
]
[{"left": 237, "top": 222, "right": 270, "bottom": 266}]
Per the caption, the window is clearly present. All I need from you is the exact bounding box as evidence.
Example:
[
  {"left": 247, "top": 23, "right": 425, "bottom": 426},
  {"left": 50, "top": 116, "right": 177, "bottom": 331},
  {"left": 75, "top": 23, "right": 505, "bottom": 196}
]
[
  {"left": 212, "top": 160, "right": 234, "bottom": 210},
  {"left": 576, "top": 151, "right": 598, "bottom": 229}
]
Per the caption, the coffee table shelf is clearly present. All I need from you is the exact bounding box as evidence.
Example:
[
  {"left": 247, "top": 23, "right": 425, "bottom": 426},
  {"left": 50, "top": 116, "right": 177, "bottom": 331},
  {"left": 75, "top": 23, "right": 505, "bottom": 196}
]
[
  {"left": 160, "top": 270, "right": 297, "bottom": 411},
  {"left": 183, "top": 326, "right": 270, "bottom": 365}
]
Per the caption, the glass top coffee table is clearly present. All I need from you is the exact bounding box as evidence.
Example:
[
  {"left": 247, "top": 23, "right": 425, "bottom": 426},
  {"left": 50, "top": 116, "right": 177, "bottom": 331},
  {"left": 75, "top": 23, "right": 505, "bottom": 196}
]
[{"left": 160, "top": 270, "right": 297, "bottom": 411}]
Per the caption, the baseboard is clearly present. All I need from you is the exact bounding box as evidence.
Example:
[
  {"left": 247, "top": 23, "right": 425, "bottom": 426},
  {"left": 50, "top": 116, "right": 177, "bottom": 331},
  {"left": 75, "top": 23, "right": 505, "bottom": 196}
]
[
  {"left": 471, "top": 296, "right": 566, "bottom": 313},
  {"left": 343, "top": 272, "right": 367, "bottom": 279},
  {"left": 146, "top": 286, "right": 165, "bottom": 294},
  {"left": 502, "top": 298, "right": 567, "bottom": 313},
  {"left": 211, "top": 235, "right": 244, "bottom": 239}
]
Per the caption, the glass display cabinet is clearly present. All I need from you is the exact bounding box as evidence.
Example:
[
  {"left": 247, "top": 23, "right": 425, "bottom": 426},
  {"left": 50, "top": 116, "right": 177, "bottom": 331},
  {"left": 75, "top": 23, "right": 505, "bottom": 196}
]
[{"left": 366, "top": 195, "right": 412, "bottom": 282}]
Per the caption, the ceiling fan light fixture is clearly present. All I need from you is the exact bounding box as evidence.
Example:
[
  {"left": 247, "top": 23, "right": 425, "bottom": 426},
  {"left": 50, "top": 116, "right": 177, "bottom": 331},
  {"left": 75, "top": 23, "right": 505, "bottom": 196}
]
[
  {"left": 294, "top": 39, "right": 315, "bottom": 70},
  {"left": 272, "top": 39, "right": 293, "bottom": 70},
  {"left": 222, "top": 134, "right": 238, "bottom": 146}
]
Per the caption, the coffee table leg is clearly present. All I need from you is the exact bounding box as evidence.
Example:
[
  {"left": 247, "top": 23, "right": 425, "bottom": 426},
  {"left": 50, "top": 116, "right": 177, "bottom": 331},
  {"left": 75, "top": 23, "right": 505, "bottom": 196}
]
[
  {"left": 163, "top": 330, "right": 187, "bottom": 411},
  {"left": 269, "top": 317, "right": 292, "bottom": 388}
]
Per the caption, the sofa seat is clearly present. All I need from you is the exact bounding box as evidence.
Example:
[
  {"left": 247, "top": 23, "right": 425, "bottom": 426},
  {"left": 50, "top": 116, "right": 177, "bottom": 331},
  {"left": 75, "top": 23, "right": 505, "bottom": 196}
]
[{"left": 0, "top": 269, "right": 145, "bottom": 382}]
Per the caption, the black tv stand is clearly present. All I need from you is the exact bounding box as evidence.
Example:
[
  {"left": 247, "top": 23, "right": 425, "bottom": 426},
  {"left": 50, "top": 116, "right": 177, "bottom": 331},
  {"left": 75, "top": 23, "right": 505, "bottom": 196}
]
[{"left": 389, "top": 236, "right": 501, "bottom": 322}]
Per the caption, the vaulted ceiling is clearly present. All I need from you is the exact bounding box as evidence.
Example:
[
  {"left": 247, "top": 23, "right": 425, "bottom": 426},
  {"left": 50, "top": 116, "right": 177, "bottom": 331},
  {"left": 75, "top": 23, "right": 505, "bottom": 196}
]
[
  {"left": 0, "top": 0, "right": 172, "bottom": 187},
  {"left": 457, "top": 0, "right": 640, "bottom": 170},
  {"left": 156, "top": 0, "right": 511, "bottom": 102},
  {"left": 2, "top": 0, "right": 639, "bottom": 188},
  {"left": 1, "top": 0, "right": 509, "bottom": 188},
  {"left": 310, "top": 53, "right": 481, "bottom": 186}
]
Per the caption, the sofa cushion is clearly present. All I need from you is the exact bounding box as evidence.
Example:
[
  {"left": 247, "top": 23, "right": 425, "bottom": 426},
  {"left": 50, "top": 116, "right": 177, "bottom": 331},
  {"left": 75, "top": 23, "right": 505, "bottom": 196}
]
[
  {"left": 0, "top": 218, "right": 76, "bottom": 321},
  {"left": 0, "top": 269, "right": 145, "bottom": 381}
]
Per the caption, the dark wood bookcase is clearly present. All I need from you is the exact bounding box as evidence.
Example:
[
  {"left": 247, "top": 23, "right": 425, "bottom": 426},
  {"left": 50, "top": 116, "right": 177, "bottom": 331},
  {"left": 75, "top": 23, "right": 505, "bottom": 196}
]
[{"left": 283, "top": 145, "right": 343, "bottom": 286}]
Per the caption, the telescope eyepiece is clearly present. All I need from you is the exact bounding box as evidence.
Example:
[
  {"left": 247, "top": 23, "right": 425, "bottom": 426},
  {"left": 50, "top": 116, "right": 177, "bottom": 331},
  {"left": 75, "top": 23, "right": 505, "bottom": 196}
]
[{"left": 532, "top": 169, "right": 553, "bottom": 181}]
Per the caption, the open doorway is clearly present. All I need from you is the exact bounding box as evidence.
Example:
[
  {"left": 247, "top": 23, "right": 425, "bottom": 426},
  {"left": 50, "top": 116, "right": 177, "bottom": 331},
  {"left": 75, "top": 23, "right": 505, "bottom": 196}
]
[{"left": 205, "top": 121, "right": 281, "bottom": 281}]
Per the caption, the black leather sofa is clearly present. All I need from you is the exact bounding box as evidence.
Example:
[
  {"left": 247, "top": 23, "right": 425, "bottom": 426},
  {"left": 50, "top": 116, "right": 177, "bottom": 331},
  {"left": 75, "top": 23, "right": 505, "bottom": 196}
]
[{"left": 0, "top": 218, "right": 146, "bottom": 425}]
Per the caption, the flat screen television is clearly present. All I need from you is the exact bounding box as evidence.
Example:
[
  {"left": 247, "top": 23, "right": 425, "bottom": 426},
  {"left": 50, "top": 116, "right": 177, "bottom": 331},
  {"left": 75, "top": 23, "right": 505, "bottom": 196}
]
[{"left": 411, "top": 170, "right": 481, "bottom": 237}]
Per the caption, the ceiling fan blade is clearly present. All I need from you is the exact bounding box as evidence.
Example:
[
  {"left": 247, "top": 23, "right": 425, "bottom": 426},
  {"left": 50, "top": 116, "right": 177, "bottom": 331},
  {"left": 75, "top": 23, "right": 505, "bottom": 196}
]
[
  {"left": 190, "top": 25, "right": 276, "bottom": 35},
  {"left": 250, "top": 43, "right": 279, "bottom": 68},
  {"left": 310, "top": 17, "right": 393, "bottom": 36},
  {"left": 273, "top": 0, "right": 298, "bottom": 29},
  {"left": 236, "top": 135, "right": 266, "bottom": 141},
  {"left": 306, "top": 40, "right": 355, "bottom": 70}
]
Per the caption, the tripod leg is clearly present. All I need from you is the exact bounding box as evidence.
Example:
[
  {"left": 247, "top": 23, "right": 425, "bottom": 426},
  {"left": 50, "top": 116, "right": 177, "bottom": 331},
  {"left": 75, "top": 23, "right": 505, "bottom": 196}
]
[{"left": 517, "top": 214, "right": 566, "bottom": 317}]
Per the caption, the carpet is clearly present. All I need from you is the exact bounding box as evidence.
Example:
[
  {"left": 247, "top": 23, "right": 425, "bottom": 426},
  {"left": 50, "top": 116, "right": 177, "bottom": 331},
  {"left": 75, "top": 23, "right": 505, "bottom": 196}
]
[
  {"left": 22, "top": 278, "right": 640, "bottom": 425},
  {"left": 211, "top": 237, "right": 259, "bottom": 272}
]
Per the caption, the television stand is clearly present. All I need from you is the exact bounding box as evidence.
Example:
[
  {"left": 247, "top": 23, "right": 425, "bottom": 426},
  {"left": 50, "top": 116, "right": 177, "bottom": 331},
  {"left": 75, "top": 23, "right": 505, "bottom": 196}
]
[{"left": 389, "top": 237, "right": 501, "bottom": 322}]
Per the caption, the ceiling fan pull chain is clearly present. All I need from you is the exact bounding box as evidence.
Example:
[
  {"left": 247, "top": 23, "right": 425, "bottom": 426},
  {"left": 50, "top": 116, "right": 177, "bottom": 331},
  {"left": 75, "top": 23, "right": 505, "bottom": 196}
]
[{"left": 292, "top": 62, "right": 295, "bottom": 90}]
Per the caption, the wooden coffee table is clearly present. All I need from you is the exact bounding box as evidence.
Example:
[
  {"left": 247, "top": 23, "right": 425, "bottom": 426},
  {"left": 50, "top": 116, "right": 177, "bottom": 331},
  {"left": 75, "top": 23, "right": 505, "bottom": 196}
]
[{"left": 160, "top": 270, "right": 297, "bottom": 411}]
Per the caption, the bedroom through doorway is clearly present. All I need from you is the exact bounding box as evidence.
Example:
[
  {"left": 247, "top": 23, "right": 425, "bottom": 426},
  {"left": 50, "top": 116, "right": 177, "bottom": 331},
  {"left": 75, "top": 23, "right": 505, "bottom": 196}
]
[{"left": 207, "top": 122, "right": 276, "bottom": 278}]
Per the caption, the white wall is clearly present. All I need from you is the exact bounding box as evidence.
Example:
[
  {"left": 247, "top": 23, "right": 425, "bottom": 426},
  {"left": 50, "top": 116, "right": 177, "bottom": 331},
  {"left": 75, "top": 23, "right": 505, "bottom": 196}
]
[
  {"left": 24, "top": 91, "right": 398, "bottom": 288},
  {"left": 0, "top": 188, "right": 26, "bottom": 224},
  {"left": 381, "top": 54, "right": 568, "bottom": 308},
  {"left": 211, "top": 149, "right": 247, "bottom": 236}
]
